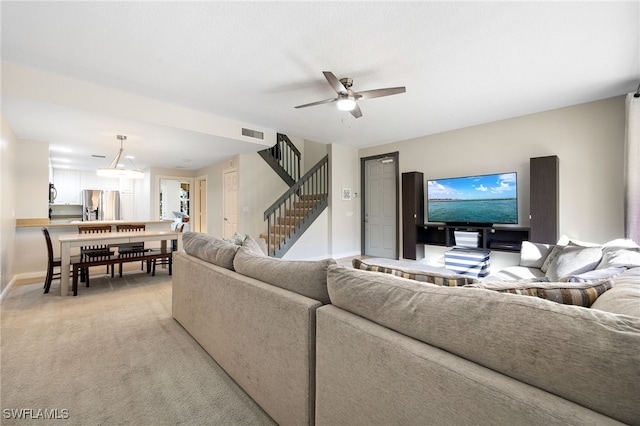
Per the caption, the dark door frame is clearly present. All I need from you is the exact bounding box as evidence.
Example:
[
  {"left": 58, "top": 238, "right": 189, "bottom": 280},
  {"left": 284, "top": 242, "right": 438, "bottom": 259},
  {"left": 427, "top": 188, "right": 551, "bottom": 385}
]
[{"left": 360, "top": 151, "right": 400, "bottom": 258}]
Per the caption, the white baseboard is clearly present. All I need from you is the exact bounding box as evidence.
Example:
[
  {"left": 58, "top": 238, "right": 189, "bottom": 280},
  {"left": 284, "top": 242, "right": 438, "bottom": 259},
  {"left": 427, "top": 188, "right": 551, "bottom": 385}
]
[
  {"left": 0, "top": 276, "right": 16, "bottom": 304},
  {"left": 331, "top": 250, "right": 362, "bottom": 260},
  {"left": 1, "top": 271, "right": 47, "bottom": 304}
]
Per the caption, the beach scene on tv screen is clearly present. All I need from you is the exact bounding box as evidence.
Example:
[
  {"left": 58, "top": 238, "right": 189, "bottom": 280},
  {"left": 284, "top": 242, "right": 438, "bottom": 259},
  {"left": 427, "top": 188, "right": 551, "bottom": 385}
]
[{"left": 427, "top": 173, "right": 518, "bottom": 224}]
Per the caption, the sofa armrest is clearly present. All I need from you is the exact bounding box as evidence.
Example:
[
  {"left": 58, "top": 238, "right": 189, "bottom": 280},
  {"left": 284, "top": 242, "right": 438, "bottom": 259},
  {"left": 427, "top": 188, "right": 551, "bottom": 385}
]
[{"left": 173, "top": 252, "right": 321, "bottom": 425}]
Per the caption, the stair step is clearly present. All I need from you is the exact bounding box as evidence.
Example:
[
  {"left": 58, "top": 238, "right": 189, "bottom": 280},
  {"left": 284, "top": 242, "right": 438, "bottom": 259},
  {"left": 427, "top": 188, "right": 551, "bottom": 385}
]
[
  {"left": 269, "top": 224, "right": 295, "bottom": 234},
  {"left": 293, "top": 200, "right": 318, "bottom": 208},
  {"left": 285, "top": 207, "right": 311, "bottom": 217},
  {"left": 277, "top": 216, "right": 302, "bottom": 225},
  {"left": 260, "top": 233, "right": 287, "bottom": 244},
  {"left": 299, "top": 193, "right": 327, "bottom": 201}
]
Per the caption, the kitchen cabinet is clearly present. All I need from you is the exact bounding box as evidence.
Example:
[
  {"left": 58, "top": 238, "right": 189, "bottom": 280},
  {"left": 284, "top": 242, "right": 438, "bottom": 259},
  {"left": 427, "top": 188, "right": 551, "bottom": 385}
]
[{"left": 52, "top": 169, "right": 81, "bottom": 204}]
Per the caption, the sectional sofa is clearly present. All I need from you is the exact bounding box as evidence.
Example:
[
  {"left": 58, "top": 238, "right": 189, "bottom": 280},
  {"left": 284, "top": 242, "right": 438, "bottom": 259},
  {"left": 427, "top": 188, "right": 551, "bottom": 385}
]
[{"left": 172, "top": 232, "right": 640, "bottom": 426}]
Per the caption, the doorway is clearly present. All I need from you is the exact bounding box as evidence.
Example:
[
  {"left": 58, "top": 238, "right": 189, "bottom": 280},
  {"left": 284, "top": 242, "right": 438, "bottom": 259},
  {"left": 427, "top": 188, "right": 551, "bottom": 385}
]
[
  {"left": 223, "top": 168, "right": 238, "bottom": 238},
  {"left": 159, "top": 178, "right": 191, "bottom": 220},
  {"left": 361, "top": 152, "right": 399, "bottom": 259},
  {"left": 158, "top": 176, "right": 194, "bottom": 232}
]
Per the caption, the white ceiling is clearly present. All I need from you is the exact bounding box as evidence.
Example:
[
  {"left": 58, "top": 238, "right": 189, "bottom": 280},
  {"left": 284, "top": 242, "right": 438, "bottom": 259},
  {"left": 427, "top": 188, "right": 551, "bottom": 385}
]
[{"left": 2, "top": 1, "right": 639, "bottom": 172}]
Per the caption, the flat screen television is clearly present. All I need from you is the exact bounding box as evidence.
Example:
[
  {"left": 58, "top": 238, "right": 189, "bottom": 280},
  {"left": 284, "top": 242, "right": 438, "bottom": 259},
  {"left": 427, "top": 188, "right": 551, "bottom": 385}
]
[{"left": 426, "top": 172, "right": 518, "bottom": 226}]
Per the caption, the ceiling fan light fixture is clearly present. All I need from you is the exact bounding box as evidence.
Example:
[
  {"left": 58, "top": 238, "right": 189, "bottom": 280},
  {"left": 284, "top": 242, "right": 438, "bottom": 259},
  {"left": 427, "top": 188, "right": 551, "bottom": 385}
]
[
  {"left": 97, "top": 135, "right": 145, "bottom": 179},
  {"left": 337, "top": 95, "right": 357, "bottom": 111}
]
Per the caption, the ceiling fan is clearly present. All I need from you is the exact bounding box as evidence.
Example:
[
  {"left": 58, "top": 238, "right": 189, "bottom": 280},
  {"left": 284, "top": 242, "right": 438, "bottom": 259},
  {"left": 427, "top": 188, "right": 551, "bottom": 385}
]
[{"left": 294, "top": 71, "right": 406, "bottom": 118}]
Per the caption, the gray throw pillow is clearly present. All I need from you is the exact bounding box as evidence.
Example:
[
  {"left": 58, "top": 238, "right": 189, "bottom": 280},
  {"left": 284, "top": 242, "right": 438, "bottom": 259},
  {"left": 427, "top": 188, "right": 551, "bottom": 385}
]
[
  {"left": 560, "top": 266, "right": 626, "bottom": 283},
  {"left": 233, "top": 246, "right": 335, "bottom": 303},
  {"left": 182, "top": 232, "right": 240, "bottom": 270},
  {"left": 596, "top": 246, "right": 640, "bottom": 269},
  {"left": 242, "top": 235, "right": 267, "bottom": 256},
  {"left": 545, "top": 245, "right": 602, "bottom": 281},
  {"left": 466, "top": 279, "right": 613, "bottom": 307},
  {"left": 541, "top": 244, "right": 565, "bottom": 273}
]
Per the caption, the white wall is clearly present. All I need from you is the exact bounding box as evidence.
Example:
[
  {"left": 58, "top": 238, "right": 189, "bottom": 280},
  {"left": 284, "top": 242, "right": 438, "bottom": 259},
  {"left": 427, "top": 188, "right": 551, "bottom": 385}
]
[
  {"left": 282, "top": 210, "right": 330, "bottom": 260},
  {"left": 304, "top": 139, "right": 328, "bottom": 173},
  {"left": 359, "top": 96, "right": 626, "bottom": 262},
  {"left": 1, "top": 115, "right": 18, "bottom": 297},
  {"left": 194, "top": 157, "right": 237, "bottom": 238},
  {"left": 238, "top": 152, "right": 289, "bottom": 239},
  {"left": 194, "top": 152, "right": 288, "bottom": 240},
  {"left": 16, "top": 139, "right": 49, "bottom": 218},
  {"left": 328, "top": 143, "right": 360, "bottom": 259}
]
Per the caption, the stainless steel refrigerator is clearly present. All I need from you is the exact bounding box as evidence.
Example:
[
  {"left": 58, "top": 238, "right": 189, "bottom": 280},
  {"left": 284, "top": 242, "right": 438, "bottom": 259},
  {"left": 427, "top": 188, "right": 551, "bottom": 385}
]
[{"left": 82, "top": 190, "right": 121, "bottom": 221}]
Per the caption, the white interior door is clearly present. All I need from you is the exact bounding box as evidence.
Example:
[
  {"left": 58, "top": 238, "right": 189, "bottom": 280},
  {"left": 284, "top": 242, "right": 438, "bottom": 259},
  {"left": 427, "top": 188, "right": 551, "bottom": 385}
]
[
  {"left": 364, "top": 156, "right": 397, "bottom": 258},
  {"left": 223, "top": 169, "right": 238, "bottom": 238}
]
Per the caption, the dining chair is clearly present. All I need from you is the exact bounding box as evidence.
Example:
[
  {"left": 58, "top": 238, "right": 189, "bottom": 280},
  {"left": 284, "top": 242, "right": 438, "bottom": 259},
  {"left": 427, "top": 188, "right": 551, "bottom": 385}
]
[
  {"left": 150, "top": 222, "right": 183, "bottom": 275},
  {"left": 78, "top": 224, "right": 114, "bottom": 285},
  {"left": 115, "top": 223, "right": 148, "bottom": 277},
  {"left": 42, "top": 227, "right": 77, "bottom": 294}
]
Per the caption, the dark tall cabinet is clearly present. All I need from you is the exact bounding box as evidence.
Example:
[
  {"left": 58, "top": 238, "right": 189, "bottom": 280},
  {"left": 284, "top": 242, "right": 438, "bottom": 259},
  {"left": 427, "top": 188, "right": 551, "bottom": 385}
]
[
  {"left": 402, "top": 172, "right": 424, "bottom": 260},
  {"left": 530, "top": 155, "right": 559, "bottom": 244}
]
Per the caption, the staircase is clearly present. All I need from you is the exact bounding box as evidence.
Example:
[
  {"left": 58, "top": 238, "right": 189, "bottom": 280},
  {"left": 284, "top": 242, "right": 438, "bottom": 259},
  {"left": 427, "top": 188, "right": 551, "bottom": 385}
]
[
  {"left": 258, "top": 135, "right": 329, "bottom": 257},
  {"left": 257, "top": 133, "right": 300, "bottom": 187}
]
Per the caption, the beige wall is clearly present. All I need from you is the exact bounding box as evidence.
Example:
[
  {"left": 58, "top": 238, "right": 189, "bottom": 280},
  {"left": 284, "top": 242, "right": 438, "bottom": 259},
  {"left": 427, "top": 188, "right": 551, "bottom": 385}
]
[
  {"left": 359, "top": 96, "right": 626, "bottom": 260},
  {"left": 1, "top": 115, "right": 18, "bottom": 297}
]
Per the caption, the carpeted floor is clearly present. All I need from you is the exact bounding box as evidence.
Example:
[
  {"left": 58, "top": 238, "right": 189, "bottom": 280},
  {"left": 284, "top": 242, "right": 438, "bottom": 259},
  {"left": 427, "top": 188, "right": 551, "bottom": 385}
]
[{"left": 0, "top": 271, "right": 276, "bottom": 425}]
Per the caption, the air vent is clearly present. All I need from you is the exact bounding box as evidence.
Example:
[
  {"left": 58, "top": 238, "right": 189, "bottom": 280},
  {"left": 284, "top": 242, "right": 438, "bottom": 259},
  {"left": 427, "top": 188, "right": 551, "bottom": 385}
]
[
  {"left": 92, "top": 154, "right": 107, "bottom": 158},
  {"left": 242, "top": 128, "right": 264, "bottom": 140}
]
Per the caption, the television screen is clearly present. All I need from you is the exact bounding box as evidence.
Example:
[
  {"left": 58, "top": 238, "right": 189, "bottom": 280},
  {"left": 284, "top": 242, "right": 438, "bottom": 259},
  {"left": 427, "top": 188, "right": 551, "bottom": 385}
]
[{"left": 427, "top": 172, "right": 518, "bottom": 225}]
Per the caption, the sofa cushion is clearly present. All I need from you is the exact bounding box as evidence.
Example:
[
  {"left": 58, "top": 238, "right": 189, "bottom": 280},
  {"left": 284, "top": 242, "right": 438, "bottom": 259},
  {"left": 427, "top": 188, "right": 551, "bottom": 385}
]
[
  {"left": 233, "top": 246, "right": 336, "bottom": 303},
  {"left": 544, "top": 245, "right": 602, "bottom": 281},
  {"left": 182, "top": 232, "right": 240, "bottom": 270},
  {"left": 326, "top": 264, "right": 640, "bottom": 425},
  {"left": 591, "top": 268, "right": 640, "bottom": 317},
  {"left": 466, "top": 279, "right": 613, "bottom": 307},
  {"left": 352, "top": 258, "right": 478, "bottom": 286},
  {"left": 519, "top": 241, "right": 554, "bottom": 268}
]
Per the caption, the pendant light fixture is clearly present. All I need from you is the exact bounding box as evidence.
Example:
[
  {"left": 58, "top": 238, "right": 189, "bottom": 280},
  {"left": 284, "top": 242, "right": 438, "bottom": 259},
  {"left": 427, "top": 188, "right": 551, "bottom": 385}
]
[{"left": 97, "top": 135, "right": 144, "bottom": 179}]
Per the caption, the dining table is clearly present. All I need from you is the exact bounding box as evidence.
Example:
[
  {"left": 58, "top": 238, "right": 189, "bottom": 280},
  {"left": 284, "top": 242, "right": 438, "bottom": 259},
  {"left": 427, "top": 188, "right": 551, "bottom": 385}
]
[{"left": 57, "top": 229, "right": 183, "bottom": 296}]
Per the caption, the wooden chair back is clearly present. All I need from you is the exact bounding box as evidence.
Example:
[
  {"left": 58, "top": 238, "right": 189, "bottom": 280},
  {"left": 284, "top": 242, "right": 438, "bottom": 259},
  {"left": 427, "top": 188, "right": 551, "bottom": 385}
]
[
  {"left": 116, "top": 224, "right": 146, "bottom": 232},
  {"left": 78, "top": 224, "right": 112, "bottom": 256},
  {"left": 42, "top": 227, "right": 56, "bottom": 266},
  {"left": 116, "top": 224, "right": 146, "bottom": 252}
]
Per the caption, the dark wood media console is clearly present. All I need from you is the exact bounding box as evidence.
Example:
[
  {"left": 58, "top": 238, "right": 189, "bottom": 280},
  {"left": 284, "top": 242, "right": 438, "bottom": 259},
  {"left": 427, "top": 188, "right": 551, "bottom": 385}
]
[
  {"left": 402, "top": 155, "right": 558, "bottom": 260},
  {"left": 416, "top": 224, "right": 530, "bottom": 253}
]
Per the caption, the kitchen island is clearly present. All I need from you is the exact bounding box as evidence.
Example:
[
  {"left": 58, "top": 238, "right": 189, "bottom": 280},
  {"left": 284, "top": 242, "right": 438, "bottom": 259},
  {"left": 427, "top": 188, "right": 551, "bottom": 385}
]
[{"left": 14, "top": 219, "right": 174, "bottom": 283}]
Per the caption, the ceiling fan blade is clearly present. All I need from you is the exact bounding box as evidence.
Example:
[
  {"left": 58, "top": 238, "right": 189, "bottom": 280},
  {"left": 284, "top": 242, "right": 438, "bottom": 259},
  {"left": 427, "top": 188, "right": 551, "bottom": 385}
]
[
  {"left": 350, "top": 103, "right": 363, "bottom": 118},
  {"left": 355, "top": 86, "right": 406, "bottom": 100},
  {"left": 323, "top": 71, "right": 348, "bottom": 94},
  {"left": 294, "top": 98, "right": 337, "bottom": 109}
]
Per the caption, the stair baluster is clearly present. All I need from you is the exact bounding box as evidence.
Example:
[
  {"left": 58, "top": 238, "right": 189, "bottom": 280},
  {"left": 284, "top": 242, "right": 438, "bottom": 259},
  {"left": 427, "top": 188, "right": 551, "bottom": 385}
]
[{"left": 262, "top": 155, "right": 329, "bottom": 257}]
